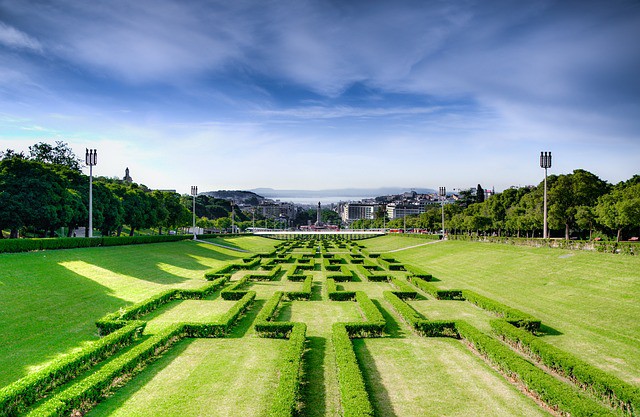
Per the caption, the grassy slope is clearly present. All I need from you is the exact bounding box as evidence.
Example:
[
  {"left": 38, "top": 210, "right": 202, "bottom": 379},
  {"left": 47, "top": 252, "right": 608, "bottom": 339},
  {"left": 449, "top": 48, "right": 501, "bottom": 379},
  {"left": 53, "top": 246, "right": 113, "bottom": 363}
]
[
  {"left": 204, "top": 235, "right": 279, "bottom": 252},
  {"left": 363, "top": 237, "right": 640, "bottom": 385},
  {"left": 0, "top": 240, "right": 249, "bottom": 387}
]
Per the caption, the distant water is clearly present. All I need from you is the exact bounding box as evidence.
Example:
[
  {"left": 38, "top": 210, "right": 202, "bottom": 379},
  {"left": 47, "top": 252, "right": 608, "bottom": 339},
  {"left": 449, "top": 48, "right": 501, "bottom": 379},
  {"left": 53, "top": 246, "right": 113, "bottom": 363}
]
[{"left": 272, "top": 196, "right": 372, "bottom": 205}]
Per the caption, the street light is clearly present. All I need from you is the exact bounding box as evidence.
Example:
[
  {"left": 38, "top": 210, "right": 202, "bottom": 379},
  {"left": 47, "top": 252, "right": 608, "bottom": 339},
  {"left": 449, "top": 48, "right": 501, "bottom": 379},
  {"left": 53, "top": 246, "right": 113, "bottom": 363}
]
[
  {"left": 540, "top": 152, "right": 552, "bottom": 239},
  {"left": 191, "top": 186, "right": 198, "bottom": 240},
  {"left": 85, "top": 149, "right": 97, "bottom": 238},
  {"left": 439, "top": 186, "right": 446, "bottom": 239}
]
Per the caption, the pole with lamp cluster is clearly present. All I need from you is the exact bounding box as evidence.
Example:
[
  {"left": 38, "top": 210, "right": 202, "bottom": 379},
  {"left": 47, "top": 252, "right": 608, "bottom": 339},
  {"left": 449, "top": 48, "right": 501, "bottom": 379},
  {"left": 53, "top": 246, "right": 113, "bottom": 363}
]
[
  {"left": 191, "top": 186, "right": 198, "bottom": 240},
  {"left": 85, "top": 149, "right": 97, "bottom": 238},
  {"left": 439, "top": 186, "right": 446, "bottom": 239},
  {"left": 540, "top": 152, "right": 552, "bottom": 239}
]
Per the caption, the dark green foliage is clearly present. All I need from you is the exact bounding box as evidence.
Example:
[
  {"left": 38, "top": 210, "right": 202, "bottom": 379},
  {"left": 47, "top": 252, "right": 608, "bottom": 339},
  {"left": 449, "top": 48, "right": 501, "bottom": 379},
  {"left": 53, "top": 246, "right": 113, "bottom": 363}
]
[
  {"left": 390, "top": 277, "right": 417, "bottom": 299},
  {"left": 464, "top": 290, "right": 541, "bottom": 332},
  {"left": 0, "top": 321, "right": 145, "bottom": 417},
  {"left": 269, "top": 323, "right": 307, "bottom": 417},
  {"left": 455, "top": 321, "right": 617, "bottom": 417},
  {"left": 327, "top": 278, "right": 356, "bottom": 301},
  {"left": 491, "top": 320, "right": 640, "bottom": 414},
  {"left": 383, "top": 291, "right": 456, "bottom": 338},
  {"left": 408, "top": 276, "right": 464, "bottom": 300},
  {"left": 333, "top": 323, "right": 375, "bottom": 417}
]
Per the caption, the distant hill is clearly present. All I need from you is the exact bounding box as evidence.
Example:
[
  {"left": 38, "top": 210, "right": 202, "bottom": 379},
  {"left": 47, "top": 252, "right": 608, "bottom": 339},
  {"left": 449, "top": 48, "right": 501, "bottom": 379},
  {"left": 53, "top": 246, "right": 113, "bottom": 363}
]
[
  {"left": 250, "top": 187, "right": 436, "bottom": 199},
  {"left": 201, "top": 190, "right": 265, "bottom": 205}
]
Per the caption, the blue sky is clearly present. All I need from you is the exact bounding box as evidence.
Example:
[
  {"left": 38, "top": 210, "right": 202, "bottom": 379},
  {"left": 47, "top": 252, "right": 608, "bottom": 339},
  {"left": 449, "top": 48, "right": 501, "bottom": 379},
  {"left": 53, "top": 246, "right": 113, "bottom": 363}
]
[{"left": 1, "top": 0, "right": 639, "bottom": 193}]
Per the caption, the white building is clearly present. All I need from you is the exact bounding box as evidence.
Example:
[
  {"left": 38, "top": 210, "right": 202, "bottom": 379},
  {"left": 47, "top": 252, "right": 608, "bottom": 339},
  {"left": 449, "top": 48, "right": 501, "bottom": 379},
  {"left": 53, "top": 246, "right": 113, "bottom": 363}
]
[{"left": 340, "top": 203, "right": 379, "bottom": 223}]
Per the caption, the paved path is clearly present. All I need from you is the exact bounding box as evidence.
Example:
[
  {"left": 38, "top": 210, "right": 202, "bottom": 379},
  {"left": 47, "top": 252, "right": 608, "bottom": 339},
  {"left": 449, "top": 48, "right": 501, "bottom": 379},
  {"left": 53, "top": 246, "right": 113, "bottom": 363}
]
[
  {"left": 194, "top": 239, "right": 250, "bottom": 253},
  {"left": 387, "top": 239, "right": 444, "bottom": 253}
]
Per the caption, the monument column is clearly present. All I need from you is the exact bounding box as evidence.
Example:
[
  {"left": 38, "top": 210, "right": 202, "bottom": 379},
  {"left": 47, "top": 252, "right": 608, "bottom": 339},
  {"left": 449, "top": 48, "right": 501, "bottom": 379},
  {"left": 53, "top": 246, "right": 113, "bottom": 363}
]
[{"left": 316, "top": 202, "right": 322, "bottom": 225}]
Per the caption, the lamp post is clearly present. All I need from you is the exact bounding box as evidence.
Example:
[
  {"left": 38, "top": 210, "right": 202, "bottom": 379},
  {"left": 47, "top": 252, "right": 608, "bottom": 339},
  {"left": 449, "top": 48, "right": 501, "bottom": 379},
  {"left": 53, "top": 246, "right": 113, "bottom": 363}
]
[
  {"left": 85, "top": 149, "right": 97, "bottom": 238},
  {"left": 439, "top": 186, "right": 446, "bottom": 238},
  {"left": 231, "top": 203, "right": 235, "bottom": 234},
  {"left": 540, "top": 152, "right": 552, "bottom": 239},
  {"left": 191, "top": 186, "right": 198, "bottom": 240}
]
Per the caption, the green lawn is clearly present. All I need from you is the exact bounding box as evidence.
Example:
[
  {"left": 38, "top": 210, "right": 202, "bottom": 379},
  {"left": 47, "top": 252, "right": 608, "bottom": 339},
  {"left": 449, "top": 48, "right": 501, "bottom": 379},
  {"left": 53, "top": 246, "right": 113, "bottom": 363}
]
[
  {"left": 369, "top": 237, "right": 640, "bottom": 386},
  {"left": 354, "top": 337, "right": 549, "bottom": 417},
  {"left": 87, "top": 338, "right": 286, "bottom": 417},
  {"left": 0, "top": 241, "right": 245, "bottom": 387},
  {"left": 3, "top": 234, "right": 637, "bottom": 416},
  {"left": 203, "top": 235, "right": 279, "bottom": 252}
]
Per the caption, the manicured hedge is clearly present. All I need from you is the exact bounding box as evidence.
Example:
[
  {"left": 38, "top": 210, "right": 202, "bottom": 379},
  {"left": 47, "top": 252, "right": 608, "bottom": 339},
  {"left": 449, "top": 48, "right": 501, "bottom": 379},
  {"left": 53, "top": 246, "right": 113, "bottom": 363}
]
[
  {"left": 327, "top": 278, "right": 356, "bottom": 301},
  {"left": 96, "top": 277, "right": 229, "bottom": 334},
  {"left": 269, "top": 323, "right": 307, "bottom": 417},
  {"left": 339, "top": 291, "right": 386, "bottom": 338},
  {"left": 383, "top": 291, "right": 456, "bottom": 337},
  {"left": 404, "top": 264, "right": 433, "bottom": 280},
  {"left": 464, "top": 290, "right": 541, "bottom": 332},
  {"left": 456, "top": 321, "right": 617, "bottom": 417},
  {"left": 332, "top": 323, "right": 375, "bottom": 417},
  {"left": 220, "top": 276, "right": 250, "bottom": 300},
  {"left": 0, "top": 234, "right": 195, "bottom": 254},
  {"left": 246, "top": 264, "right": 282, "bottom": 281},
  {"left": 30, "top": 323, "right": 184, "bottom": 417},
  {"left": 389, "top": 277, "right": 417, "bottom": 299},
  {"left": 378, "top": 257, "right": 406, "bottom": 271},
  {"left": 0, "top": 321, "right": 145, "bottom": 417},
  {"left": 408, "top": 276, "right": 463, "bottom": 300},
  {"left": 183, "top": 291, "right": 255, "bottom": 338},
  {"left": 491, "top": 320, "right": 640, "bottom": 414},
  {"left": 284, "top": 275, "right": 313, "bottom": 301}
]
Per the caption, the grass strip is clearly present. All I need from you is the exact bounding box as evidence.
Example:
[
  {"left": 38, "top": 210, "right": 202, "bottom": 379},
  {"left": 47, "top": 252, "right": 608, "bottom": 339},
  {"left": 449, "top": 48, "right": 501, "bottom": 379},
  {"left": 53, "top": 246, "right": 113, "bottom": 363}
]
[
  {"left": 456, "top": 321, "right": 620, "bottom": 417},
  {"left": 491, "top": 319, "right": 640, "bottom": 415}
]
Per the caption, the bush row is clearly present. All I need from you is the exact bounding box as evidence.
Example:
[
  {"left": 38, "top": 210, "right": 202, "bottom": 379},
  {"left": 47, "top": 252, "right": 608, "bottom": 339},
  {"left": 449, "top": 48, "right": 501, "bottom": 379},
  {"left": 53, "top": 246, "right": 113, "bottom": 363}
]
[
  {"left": 0, "top": 234, "right": 197, "bottom": 254},
  {"left": 203, "top": 258, "right": 260, "bottom": 279},
  {"left": 332, "top": 323, "right": 375, "bottom": 417},
  {"left": 340, "top": 291, "right": 386, "bottom": 338},
  {"left": 404, "top": 264, "right": 433, "bottom": 280},
  {"left": 491, "top": 320, "right": 640, "bottom": 414},
  {"left": 246, "top": 264, "right": 282, "bottom": 281},
  {"left": 327, "top": 278, "right": 356, "bottom": 301},
  {"left": 407, "top": 276, "right": 464, "bottom": 300},
  {"left": 383, "top": 291, "right": 457, "bottom": 337},
  {"left": 377, "top": 257, "right": 406, "bottom": 271},
  {"left": 183, "top": 291, "right": 256, "bottom": 337},
  {"left": 390, "top": 277, "right": 417, "bottom": 299},
  {"left": 220, "top": 277, "right": 250, "bottom": 300},
  {"left": 0, "top": 321, "right": 145, "bottom": 417},
  {"left": 283, "top": 275, "right": 313, "bottom": 301},
  {"left": 28, "top": 323, "right": 184, "bottom": 417},
  {"left": 268, "top": 323, "right": 307, "bottom": 417},
  {"left": 464, "top": 290, "right": 541, "bottom": 332},
  {"left": 455, "top": 321, "right": 617, "bottom": 417},
  {"left": 97, "top": 277, "right": 228, "bottom": 334}
]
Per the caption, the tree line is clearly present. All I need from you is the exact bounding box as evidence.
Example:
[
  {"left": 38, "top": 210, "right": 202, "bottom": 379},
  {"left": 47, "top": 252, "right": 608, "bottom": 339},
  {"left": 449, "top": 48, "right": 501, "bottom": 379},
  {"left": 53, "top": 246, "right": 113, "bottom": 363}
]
[{"left": 353, "top": 169, "right": 640, "bottom": 241}]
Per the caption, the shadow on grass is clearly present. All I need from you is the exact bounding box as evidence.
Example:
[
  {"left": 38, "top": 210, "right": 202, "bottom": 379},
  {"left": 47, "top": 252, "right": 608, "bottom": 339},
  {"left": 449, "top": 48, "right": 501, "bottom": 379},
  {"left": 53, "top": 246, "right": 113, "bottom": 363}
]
[
  {"left": 352, "top": 339, "right": 398, "bottom": 417},
  {"left": 86, "top": 338, "right": 194, "bottom": 416},
  {"left": 538, "top": 323, "right": 564, "bottom": 337},
  {"left": 372, "top": 300, "right": 410, "bottom": 339},
  {"left": 311, "top": 282, "right": 323, "bottom": 301},
  {"left": 300, "top": 336, "right": 327, "bottom": 417},
  {"left": 276, "top": 302, "right": 292, "bottom": 322},
  {"left": 228, "top": 299, "right": 266, "bottom": 338}
]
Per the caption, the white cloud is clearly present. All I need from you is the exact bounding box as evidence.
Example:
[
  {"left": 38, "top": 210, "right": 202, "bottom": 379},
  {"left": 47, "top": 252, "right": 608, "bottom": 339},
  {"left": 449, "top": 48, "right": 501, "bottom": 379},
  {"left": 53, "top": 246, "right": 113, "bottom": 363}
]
[{"left": 0, "top": 22, "right": 42, "bottom": 51}]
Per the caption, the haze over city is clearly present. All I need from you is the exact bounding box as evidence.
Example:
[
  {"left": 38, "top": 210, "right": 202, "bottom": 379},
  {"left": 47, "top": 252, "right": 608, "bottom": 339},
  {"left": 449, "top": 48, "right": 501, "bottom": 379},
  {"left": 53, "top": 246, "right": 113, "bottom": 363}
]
[{"left": 1, "top": 0, "right": 639, "bottom": 193}]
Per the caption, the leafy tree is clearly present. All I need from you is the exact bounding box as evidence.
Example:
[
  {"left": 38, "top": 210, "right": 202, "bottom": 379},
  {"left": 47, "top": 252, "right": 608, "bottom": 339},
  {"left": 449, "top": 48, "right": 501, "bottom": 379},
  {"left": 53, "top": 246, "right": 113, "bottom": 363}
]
[
  {"left": 28, "top": 141, "right": 83, "bottom": 172},
  {"left": 476, "top": 184, "right": 485, "bottom": 203},
  {"left": 596, "top": 182, "right": 640, "bottom": 241}
]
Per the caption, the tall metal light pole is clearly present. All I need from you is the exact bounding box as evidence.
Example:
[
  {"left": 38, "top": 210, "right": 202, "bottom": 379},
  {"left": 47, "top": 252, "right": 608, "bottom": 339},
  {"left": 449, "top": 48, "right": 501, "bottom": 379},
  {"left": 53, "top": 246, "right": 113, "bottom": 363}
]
[
  {"left": 439, "top": 186, "right": 446, "bottom": 238},
  {"left": 191, "top": 186, "right": 198, "bottom": 240},
  {"left": 540, "top": 152, "right": 552, "bottom": 239},
  {"left": 85, "top": 149, "right": 97, "bottom": 238},
  {"left": 231, "top": 203, "right": 235, "bottom": 234}
]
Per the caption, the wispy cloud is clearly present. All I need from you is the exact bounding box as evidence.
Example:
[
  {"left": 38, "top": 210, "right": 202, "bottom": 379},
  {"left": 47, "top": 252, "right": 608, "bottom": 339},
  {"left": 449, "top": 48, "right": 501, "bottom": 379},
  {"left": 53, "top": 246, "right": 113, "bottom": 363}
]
[{"left": 0, "top": 22, "right": 41, "bottom": 51}]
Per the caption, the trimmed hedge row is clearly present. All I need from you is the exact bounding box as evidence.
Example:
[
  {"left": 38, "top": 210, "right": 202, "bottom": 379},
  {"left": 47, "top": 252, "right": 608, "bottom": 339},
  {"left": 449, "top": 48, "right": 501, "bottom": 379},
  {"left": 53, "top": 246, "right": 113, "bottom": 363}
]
[
  {"left": 407, "top": 276, "right": 463, "bottom": 300},
  {"left": 327, "top": 278, "right": 356, "bottom": 301},
  {"left": 491, "top": 320, "right": 640, "bottom": 415},
  {"left": 203, "top": 258, "right": 260, "bottom": 279},
  {"left": 389, "top": 277, "right": 417, "bottom": 299},
  {"left": 221, "top": 277, "right": 249, "bottom": 300},
  {"left": 268, "top": 323, "right": 307, "bottom": 417},
  {"left": 0, "top": 234, "right": 196, "bottom": 254},
  {"left": 246, "top": 264, "right": 283, "bottom": 281},
  {"left": 339, "top": 291, "right": 386, "bottom": 338},
  {"left": 456, "top": 321, "right": 617, "bottom": 417},
  {"left": 183, "top": 291, "right": 256, "bottom": 337},
  {"left": 0, "top": 321, "right": 145, "bottom": 417},
  {"left": 378, "top": 257, "right": 406, "bottom": 271},
  {"left": 356, "top": 264, "right": 390, "bottom": 282},
  {"left": 383, "top": 291, "right": 457, "bottom": 337},
  {"left": 332, "top": 323, "right": 375, "bottom": 417},
  {"left": 404, "top": 264, "right": 433, "bottom": 280},
  {"left": 464, "top": 290, "right": 541, "bottom": 332},
  {"left": 97, "top": 277, "right": 228, "bottom": 334},
  {"left": 283, "top": 276, "right": 313, "bottom": 301},
  {"left": 27, "top": 323, "right": 184, "bottom": 417}
]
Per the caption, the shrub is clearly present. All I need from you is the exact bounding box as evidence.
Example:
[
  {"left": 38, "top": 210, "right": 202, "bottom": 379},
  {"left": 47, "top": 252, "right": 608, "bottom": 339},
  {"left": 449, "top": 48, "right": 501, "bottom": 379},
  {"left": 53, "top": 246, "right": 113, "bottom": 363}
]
[
  {"left": 332, "top": 323, "right": 375, "bottom": 417},
  {"left": 456, "top": 321, "right": 616, "bottom": 417},
  {"left": 221, "top": 276, "right": 249, "bottom": 300},
  {"left": 268, "top": 323, "right": 307, "bottom": 417},
  {"left": 327, "top": 278, "right": 355, "bottom": 301},
  {"left": 0, "top": 321, "right": 145, "bottom": 417},
  {"left": 408, "top": 276, "right": 463, "bottom": 300},
  {"left": 383, "top": 291, "right": 456, "bottom": 338},
  {"left": 491, "top": 320, "right": 640, "bottom": 414},
  {"left": 464, "top": 290, "right": 541, "bottom": 332},
  {"left": 390, "top": 277, "right": 417, "bottom": 299}
]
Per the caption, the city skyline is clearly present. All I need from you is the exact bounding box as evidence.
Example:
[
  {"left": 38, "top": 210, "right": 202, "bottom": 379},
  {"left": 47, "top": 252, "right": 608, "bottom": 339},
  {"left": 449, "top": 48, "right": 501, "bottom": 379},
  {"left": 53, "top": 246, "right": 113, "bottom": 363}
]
[{"left": 1, "top": 0, "right": 639, "bottom": 193}]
